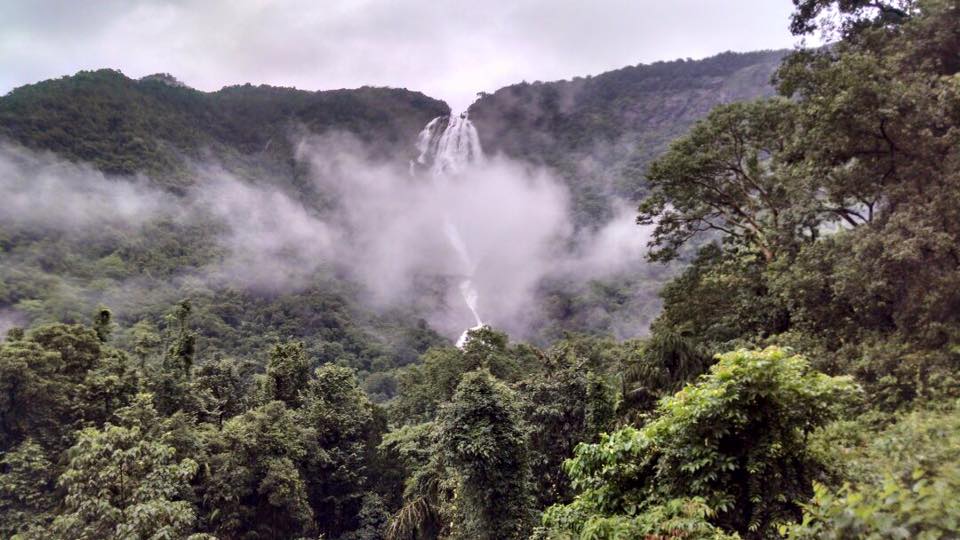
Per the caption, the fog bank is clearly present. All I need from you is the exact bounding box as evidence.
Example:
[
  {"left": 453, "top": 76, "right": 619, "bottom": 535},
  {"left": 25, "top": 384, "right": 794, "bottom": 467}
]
[{"left": 0, "top": 136, "right": 653, "bottom": 340}]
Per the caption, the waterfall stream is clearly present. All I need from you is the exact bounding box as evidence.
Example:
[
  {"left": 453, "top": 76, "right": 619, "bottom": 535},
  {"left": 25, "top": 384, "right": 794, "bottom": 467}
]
[{"left": 413, "top": 112, "right": 485, "bottom": 347}]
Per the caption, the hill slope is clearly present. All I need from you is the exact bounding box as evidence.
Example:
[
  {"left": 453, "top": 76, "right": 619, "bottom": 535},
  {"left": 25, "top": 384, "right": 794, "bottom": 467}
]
[
  {"left": 0, "top": 51, "right": 785, "bottom": 382},
  {"left": 464, "top": 51, "right": 787, "bottom": 340},
  {"left": 0, "top": 69, "right": 448, "bottom": 187},
  {"left": 469, "top": 50, "right": 787, "bottom": 225}
]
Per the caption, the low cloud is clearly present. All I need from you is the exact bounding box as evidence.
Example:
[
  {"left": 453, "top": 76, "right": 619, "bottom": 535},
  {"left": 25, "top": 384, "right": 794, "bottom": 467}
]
[
  {"left": 296, "top": 132, "right": 574, "bottom": 336},
  {"left": 0, "top": 144, "right": 179, "bottom": 231},
  {"left": 0, "top": 133, "right": 653, "bottom": 340}
]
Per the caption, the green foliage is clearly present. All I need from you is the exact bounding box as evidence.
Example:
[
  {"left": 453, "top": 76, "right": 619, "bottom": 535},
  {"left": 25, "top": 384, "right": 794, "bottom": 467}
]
[
  {"left": 619, "top": 330, "right": 712, "bottom": 418},
  {"left": 0, "top": 439, "right": 56, "bottom": 536},
  {"left": 537, "top": 497, "right": 736, "bottom": 540},
  {"left": 0, "top": 323, "right": 138, "bottom": 454},
  {"left": 470, "top": 51, "right": 786, "bottom": 228},
  {"left": 531, "top": 271, "right": 675, "bottom": 344},
  {"left": 467, "top": 51, "right": 787, "bottom": 340},
  {"left": 437, "top": 369, "right": 532, "bottom": 540},
  {"left": 653, "top": 245, "right": 789, "bottom": 351},
  {"left": 46, "top": 394, "right": 200, "bottom": 539},
  {"left": 258, "top": 341, "right": 311, "bottom": 407},
  {"left": 190, "top": 356, "right": 250, "bottom": 427},
  {"left": 298, "top": 364, "right": 379, "bottom": 538},
  {"left": 383, "top": 332, "right": 626, "bottom": 538},
  {"left": 785, "top": 403, "right": 960, "bottom": 539},
  {"left": 0, "top": 224, "right": 447, "bottom": 401},
  {"left": 639, "top": 98, "right": 806, "bottom": 263},
  {"left": 392, "top": 327, "right": 539, "bottom": 424},
  {"left": 543, "top": 348, "right": 860, "bottom": 539},
  {"left": 204, "top": 400, "right": 315, "bottom": 538},
  {"left": 164, "top": 299, "right": 196, "bottom": 374},
  {"left": 380, "top": 422, "right": 448, "bottom": 540},
  {"left": 145, "top": 301, "right": 199, "bottom": 416},
  {"left": 0, "top": 68, "right": 447, "bottom": 180},
  {"left": 789, "top": 0, "right": 912, "bottom": 38},
  {"left": 517, "top": 346, "right": 617, "bottom": 508},
  {"left": 0, "top": 69, "right": 451, "bottom": 399},
  {"left": 342, "top": 493, "right": 392, "bottom": 540},
  {"left": 641, "top": 0, "right": 960, "bottom": 415},
  {"left": 4, "top": 1, "right": 960, "bottom": 537},
  {"left": 93, "top": 306, "right": 113, "bottom": 342}
]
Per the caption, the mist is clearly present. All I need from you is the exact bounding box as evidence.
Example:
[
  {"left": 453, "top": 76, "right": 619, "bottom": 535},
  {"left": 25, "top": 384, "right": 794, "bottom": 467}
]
[
  {"left": 0, "top": 132, "right": 653, "bottom": 341},
  {"left": 0, "top": 144, "right": 180, "bottom": 230}
]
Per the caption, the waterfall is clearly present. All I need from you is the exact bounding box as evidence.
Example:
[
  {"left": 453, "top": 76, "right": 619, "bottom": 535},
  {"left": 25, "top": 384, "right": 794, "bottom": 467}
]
[
  {"left": 413, "top": 112, "right": 485, "bottom": 347},
  {"left": 415, "top": 112, "right": 484, "bottom": 176}
]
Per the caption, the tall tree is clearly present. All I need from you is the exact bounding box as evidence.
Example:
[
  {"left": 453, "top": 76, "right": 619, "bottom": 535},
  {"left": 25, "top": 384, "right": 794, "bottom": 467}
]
[
  {"left": 203, "top": 400, "right": 315, "bottom": 538},
  {"left": 638, "top": 98, "right": 811, "bottom": 263},
  {"left": 516, "top": 347, "right": 615, "bottom": 509},
  {"left": 46, "top": 394, "right": 200, "bottom": 539},
  {"left": 0, "top": 323, "right": 136, "bottom": 454},
  {"left": 437, "top": 369, "right": 532, "bottom": 540},
  {"left": 258, "top": 341, "right": 311, "bottom": 407},
  {"left": 0, "top": 438, "right": 57, "bottom": 536},
  {"left": 190, "top": 356, "right": 249, "bottom": 428},
  {"left": 149, "top": 300, "right": 199, "bottom": 416},
  {"left": 298, "top": 365, "right": 379, "bottom": 538}
]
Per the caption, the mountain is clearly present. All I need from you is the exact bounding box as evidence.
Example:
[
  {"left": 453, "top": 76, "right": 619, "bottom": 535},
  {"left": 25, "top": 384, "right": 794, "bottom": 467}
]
[
  {"left": 0, "top": 50, "right": 785, "bottom": 385},
  {"left": 4, "top": 4, "right": 959, "bottom": 537},
  {"left": 469, "top": 50, "right": 787, "bottom": 226},
  {"left": 0, "top": 68, "right": 448, "bottom": 188},
  {"left": 0, "top": 70, "right": 452, "bottom": 396}
]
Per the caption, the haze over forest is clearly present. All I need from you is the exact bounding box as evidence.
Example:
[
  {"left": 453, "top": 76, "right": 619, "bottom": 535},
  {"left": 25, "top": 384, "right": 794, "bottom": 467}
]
[{"left": 2, "top": 1, "right": 959, "bottom": 539}]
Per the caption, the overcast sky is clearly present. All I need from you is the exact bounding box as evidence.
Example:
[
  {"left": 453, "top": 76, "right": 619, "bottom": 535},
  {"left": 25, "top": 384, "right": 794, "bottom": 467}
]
[{"left": 1, "top": 0, "right": 805, "bottom": 111}]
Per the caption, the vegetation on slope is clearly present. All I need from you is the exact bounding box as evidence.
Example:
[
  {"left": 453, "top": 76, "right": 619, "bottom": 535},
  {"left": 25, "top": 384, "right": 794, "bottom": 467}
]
[
  {"left": 469, "top": 49, "right": 786, "bottom": 226},
  {"left": 3, "top": 1, "right": 960, "bottom": 538},
  {"left": 468, "top": 50, "right": 787, "bottom": 342},
  {"left": 0, "top": 69, "right": 448, "bottom": 184}
]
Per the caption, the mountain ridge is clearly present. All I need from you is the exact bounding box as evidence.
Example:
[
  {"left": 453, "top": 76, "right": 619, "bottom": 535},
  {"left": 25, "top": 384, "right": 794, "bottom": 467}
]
[
  {"left": 1, "top": 49, "right": 788, "bottom": 189},
  {"left": 0, "top": 68, "right": 449, "bottom": 187},
  {"left": 469, "top": 49, "right": 788, "bottom": 225}
]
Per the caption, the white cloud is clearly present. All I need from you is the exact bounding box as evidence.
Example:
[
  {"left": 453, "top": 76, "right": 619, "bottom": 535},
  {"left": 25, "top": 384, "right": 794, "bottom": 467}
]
[{"left": 1, "top": 0, "right": 804, "bottom": 111}]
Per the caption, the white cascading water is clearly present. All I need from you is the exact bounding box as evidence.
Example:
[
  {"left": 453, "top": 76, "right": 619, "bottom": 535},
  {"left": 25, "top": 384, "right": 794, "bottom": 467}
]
[{"left": 413, "top": 112, "right": 485, "bottom": 347}]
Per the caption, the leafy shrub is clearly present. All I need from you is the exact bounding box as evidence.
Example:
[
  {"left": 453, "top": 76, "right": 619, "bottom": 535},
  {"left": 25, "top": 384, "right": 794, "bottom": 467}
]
[
  {"left": 542, "top": 347, "right": 860, "bottom": 539},
  {"left": 784, "top": 403, "right": 960, "bottom": 539}
]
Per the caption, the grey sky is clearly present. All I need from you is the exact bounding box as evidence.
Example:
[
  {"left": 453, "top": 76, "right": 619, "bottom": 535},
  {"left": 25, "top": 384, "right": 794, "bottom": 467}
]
[{"left": 1, "top": 0, "right": 805, "bottom": 111}]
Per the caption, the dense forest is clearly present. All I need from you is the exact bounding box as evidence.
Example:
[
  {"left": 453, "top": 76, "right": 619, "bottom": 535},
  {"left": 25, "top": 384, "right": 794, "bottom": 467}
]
[
  {"left": 2, "top": 0, "right": 960, "bottom": 538},
  {"left": 0, "top": 70, "right": 448, "bottom": 182},
  {"left": 0, "top": 39, "right": 785, "bottom": 375}
]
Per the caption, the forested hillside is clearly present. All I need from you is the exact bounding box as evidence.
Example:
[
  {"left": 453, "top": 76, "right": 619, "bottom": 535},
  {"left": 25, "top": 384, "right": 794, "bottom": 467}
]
[
  {"left": 3, "top": 0, "right": 960, "bottom": 538},
  {"left": 0, "top": 72, "right": 454, "bottom": 401},
  {"left": 0, "top": 69, "right": 448, "bottom": 185},
  {"left": 470, "top": 49, "right": 786, "bottom": 225},
  {"left": 0, "top": 48, "right": 785, "bottom": 370},
  {"left": 542, "top": 1, "right": 960, "bottom": 537}
]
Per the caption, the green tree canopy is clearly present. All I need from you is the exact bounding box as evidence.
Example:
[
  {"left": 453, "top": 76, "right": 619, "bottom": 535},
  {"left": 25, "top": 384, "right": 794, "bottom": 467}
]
[
  {"left": 543, "top": 347, "right": 860, "bottom": 539},
  {"left": 437, "top": 369, "right": 532, "bottom": 540},
  {"left": 639, "top": 98, "right": 808, "bottom": 263},
  {"left": 785, "top": 403, "right": 960, "bottom": 538},
  {"left": 298, "top": 364, "right": 380, "bottom": 538},
  {"left": 46, "top": 394, "right": 200, "bottom": 539},
  {"left": 204, "top": 400, "right": 315, "bottom": 538}
]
